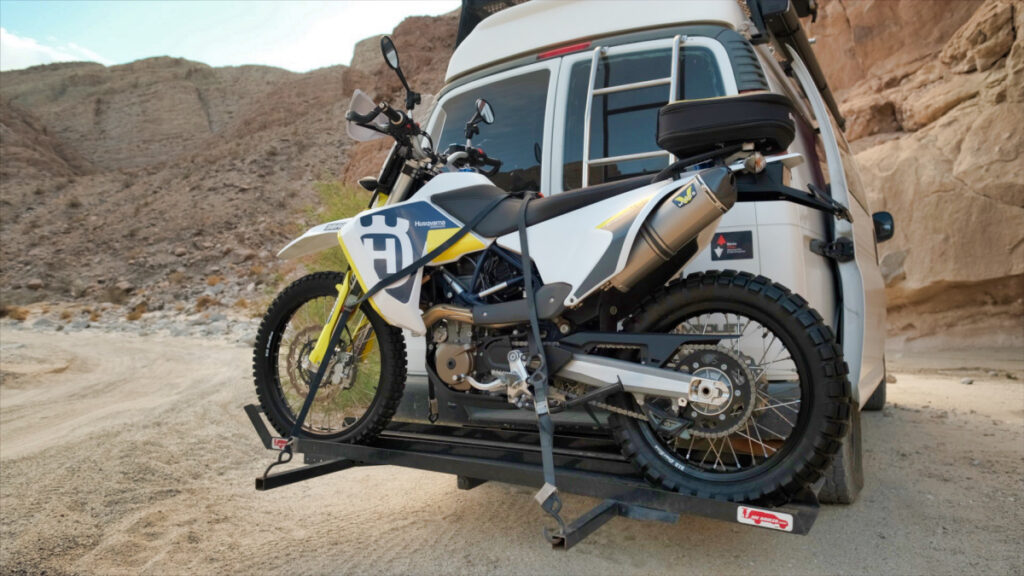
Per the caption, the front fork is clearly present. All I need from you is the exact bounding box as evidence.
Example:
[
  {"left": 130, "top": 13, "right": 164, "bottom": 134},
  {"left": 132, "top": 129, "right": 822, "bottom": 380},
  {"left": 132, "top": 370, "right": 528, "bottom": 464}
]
[{"left": 308, "top": 272, "right": 353, "bottom": 366}]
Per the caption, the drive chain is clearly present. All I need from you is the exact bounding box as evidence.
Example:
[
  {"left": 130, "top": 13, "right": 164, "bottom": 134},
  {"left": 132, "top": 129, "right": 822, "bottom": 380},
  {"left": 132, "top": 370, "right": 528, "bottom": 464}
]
[{"left": 587, "top": 400, "right": 648, "bottom": 421}]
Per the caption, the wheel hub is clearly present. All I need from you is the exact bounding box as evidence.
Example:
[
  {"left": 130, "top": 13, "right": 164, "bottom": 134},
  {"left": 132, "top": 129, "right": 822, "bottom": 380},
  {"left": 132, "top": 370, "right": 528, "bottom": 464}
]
[
  {"left": 677, "top": 346, "right": 757, "bottom": 438},
  {"left": 285, "top": 326, "right": 352, "bottom": 402}
]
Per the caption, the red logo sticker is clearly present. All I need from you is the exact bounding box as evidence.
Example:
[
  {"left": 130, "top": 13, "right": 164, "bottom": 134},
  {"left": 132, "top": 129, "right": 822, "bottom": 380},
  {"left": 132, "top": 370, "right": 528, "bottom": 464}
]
[
  {"left": 271, "top": 437, "right": 290, "bottom": 450},
  {"left": 737, "top": 506, "right": 793, "bottom": 532}
]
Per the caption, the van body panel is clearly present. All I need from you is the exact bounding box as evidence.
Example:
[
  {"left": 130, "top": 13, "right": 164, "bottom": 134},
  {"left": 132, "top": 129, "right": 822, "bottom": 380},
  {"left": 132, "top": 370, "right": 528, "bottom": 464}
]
[{"left": 446, "top": 0, "right": 747, "bottom": 82}]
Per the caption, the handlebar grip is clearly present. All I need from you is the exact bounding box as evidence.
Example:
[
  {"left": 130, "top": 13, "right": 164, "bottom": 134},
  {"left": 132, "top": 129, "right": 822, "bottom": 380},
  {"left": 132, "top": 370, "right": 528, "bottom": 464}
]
[
  {"left": 345, "top": 107, "right": 380, "bottom": 123},
  {"left": 380, "top": 104, "right": 403, "bottom": 124}
]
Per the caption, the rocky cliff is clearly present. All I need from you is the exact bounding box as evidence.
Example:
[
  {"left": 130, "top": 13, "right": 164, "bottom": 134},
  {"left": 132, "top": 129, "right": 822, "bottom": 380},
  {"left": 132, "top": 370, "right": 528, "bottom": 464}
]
[
  {"left": 0, "top": 3, "right": 1019, "bottom": 350},
  {"left": 807, "top": 0, "right": 1023, "bottom": 351}
]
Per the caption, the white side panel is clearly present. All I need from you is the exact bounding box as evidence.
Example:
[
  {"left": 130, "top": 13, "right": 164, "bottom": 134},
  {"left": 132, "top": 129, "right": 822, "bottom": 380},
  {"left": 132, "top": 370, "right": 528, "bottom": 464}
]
[
  {"left": 277, "top": 219, "right": 350, "bottom": 260},
  {"left": 494, "top": 177, "right": 687, "bottom": 306}
]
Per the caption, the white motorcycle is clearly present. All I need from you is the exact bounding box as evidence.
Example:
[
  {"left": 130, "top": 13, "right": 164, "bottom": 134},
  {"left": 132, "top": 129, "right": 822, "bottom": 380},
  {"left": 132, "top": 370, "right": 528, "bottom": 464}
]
[{"left": 253, "top": 37, "right": 851, "bottom": 521}]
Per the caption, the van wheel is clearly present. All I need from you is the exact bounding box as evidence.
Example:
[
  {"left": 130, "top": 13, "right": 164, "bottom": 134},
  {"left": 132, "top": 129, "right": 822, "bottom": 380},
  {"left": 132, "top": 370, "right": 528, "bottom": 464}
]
[{"left": 818, "top": 402, "right": 863, "bottom": 504}]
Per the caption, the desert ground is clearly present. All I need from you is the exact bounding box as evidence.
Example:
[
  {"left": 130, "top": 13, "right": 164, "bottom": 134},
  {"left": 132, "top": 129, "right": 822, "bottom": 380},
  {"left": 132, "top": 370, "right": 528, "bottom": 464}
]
[{"left": 0, "top": 324, "right": 1021, "bottom": 575}]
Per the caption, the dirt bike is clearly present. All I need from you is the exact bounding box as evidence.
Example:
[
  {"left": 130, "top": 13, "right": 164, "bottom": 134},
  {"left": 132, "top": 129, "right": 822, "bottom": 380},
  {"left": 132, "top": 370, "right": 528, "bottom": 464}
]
[{"left": 253, "top": 36, "right": 851, "bottom": 531}]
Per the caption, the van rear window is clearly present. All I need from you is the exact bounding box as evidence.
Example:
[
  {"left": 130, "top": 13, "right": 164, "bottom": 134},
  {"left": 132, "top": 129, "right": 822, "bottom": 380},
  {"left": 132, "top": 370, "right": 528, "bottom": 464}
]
[
  {"left": 435, "top": 70, "right": 549, "bottom": 194},
  {"left": 563, "top": 47, "right": 725, "bottom": 190}
]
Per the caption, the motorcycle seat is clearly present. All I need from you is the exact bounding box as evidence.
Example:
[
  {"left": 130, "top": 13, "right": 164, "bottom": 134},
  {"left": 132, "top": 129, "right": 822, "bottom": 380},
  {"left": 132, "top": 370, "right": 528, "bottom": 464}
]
[{"left": 433, "top": 174, "right": 651, "bottom": 238}]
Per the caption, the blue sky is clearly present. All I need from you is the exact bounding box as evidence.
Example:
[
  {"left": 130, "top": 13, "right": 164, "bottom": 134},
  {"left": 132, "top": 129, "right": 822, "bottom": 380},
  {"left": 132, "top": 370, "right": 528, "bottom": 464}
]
[{"left": 0, "top": 0, "right": 460, "bottom": 72}]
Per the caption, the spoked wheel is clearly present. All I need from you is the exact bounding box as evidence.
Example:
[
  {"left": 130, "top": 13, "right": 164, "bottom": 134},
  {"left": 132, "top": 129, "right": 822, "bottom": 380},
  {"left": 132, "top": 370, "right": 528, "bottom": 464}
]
[
  {"left": 253, "top": 272, "right": 406, "bottom": 442},
  {"left": 608, "top": 271, "right": 850, "bottom": 504}
]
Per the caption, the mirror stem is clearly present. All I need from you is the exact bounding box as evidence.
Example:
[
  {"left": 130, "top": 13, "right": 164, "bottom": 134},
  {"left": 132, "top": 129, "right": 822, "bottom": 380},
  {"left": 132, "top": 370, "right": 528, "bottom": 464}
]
[{"left": 393, "top": 67, "right": 421, "bottom": 111}]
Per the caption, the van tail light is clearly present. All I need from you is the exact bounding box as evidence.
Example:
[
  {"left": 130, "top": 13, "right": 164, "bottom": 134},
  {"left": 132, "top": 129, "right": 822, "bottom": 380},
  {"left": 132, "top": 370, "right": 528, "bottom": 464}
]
[{"left": 537, "top": 42, "right": 591, "bottom": 60}]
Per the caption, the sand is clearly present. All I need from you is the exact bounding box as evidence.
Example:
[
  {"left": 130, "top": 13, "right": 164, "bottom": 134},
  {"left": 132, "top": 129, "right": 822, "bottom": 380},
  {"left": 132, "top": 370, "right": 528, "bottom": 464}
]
[{"left": 1, "top": 326, "right": 1022, "bottom": 575}]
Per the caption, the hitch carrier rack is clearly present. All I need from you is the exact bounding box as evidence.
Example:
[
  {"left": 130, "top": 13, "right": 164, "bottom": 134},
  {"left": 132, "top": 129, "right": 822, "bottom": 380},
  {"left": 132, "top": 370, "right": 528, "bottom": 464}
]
[{"left": 247, "top": 404, "right": 819, "bottom": 549}]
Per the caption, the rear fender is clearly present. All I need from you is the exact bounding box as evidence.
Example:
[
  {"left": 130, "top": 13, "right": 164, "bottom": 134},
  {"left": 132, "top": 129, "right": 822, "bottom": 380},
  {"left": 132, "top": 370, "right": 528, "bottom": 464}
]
[{"left": 277, "top": 219, "right": 350, "bottom": 260}]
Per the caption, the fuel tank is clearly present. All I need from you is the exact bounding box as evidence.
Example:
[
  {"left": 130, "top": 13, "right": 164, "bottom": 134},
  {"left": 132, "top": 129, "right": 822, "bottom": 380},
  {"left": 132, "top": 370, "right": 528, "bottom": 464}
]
[{"left": 610, "top": 167, "right": 736, "bottom": 291}]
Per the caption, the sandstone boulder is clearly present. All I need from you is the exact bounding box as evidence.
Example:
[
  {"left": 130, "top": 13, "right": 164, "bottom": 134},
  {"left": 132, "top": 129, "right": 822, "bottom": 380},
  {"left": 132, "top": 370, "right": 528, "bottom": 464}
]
[{"left": 940, "top": 0, "right": 1016, "bottom": 72}]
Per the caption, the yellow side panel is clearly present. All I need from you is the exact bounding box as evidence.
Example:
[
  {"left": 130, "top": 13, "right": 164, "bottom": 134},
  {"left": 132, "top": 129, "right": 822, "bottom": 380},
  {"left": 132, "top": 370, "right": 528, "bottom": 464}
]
[{"left": 425, "top": 228, "right": 486, "bottom": 263}]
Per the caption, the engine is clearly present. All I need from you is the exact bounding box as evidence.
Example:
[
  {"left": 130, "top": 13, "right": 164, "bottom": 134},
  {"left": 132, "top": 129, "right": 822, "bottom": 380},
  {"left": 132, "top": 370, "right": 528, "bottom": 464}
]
[{"left": 432, "top": 319, "right": 475, "bottom": 390}]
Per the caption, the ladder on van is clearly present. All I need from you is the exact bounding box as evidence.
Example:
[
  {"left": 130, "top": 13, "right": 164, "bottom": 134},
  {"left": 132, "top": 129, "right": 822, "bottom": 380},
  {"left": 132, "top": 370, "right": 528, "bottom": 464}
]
[{"left": 581, "top": 35, "right": 684, "bottom": 187}]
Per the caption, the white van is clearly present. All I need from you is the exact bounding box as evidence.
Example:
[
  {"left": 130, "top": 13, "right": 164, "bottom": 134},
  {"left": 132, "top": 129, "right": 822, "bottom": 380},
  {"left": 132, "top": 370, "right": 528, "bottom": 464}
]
[{"left": 398, "top": 0, "right": 892, "bottom": 502}]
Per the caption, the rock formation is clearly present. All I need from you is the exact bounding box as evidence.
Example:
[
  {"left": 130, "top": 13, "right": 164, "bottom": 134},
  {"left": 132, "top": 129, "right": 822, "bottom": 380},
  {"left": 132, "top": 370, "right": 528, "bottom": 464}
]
[{"left": 808, "top": 0, "right": 1023, "bottom": 351}]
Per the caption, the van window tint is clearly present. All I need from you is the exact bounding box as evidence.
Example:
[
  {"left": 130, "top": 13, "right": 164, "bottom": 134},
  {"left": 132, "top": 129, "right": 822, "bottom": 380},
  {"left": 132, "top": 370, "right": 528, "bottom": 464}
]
[
  {"left": 563, "top": 47, "right": 725, "bottom": 190},
  {"left": 435, "top": 70, "right": 549, "bottom": 194}
]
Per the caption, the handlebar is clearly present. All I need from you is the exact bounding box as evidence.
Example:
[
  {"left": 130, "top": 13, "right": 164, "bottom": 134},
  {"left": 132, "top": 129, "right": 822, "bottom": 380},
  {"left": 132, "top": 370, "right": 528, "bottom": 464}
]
[
  {"left": 345, "top": 102, "right": 405, "bottom": 127},
  {"left": 345, "top": 99, "right": 502, "bottom": 174},
  {"left": 345, "top": 107, "right": 381, "bottom": 124},
  {"left": 379, "top": 103, "right": 403, "bottom": 124},
  {"left": 442, "top": 144, "right": 501, "bottom": 176}
]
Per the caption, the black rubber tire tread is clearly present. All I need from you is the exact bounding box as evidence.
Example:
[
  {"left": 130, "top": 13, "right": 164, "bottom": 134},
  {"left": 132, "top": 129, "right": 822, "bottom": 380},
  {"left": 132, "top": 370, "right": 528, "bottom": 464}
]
[
  {"left": 863, "top": 378, "right": 886, "bottom": 411},
  {"left": 818, "top": 401, "right": 864, "bottom": 504},
  {"left": 252, "top": 271, "right": 406, "bottom": 443},
  {"left": 607, "top": 270, "right": 851, "bottom": 506}
]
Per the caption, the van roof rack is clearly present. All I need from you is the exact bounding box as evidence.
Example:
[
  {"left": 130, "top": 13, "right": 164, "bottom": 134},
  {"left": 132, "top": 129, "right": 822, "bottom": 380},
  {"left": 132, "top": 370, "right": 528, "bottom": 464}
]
[
  {"left": 456, "top": 0, "right": 528, "bottom": 47},
  {"left": 454, "top": 0, "right": 844, "bottom": 130},
  {"left": 744, "top": 0, "right": 845, "bottom": 130}
]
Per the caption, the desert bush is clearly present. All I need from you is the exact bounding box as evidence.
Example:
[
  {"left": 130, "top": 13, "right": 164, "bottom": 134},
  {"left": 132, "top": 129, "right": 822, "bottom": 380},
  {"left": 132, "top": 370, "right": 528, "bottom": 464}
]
[
  {"left": 0, "top": 306, "right": 30, "bottom": 321},
  {"left": 305, "top": 180, "right": 371, "bottom": 273}
]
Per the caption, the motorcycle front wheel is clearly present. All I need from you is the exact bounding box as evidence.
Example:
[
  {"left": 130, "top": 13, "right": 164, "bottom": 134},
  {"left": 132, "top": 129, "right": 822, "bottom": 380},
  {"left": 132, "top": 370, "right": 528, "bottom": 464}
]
[
  {"left": 608, "top": 271, "right": 851, "bottom": 505},
  {"left": 252, "top": 272, "right": 406, "bottom": 442}
]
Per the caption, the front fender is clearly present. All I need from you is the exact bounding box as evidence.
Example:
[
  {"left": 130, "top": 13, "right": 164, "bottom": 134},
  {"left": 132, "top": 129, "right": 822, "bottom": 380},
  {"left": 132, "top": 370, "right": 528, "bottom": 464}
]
[{"left": 277, "top": 219, "right": 350, "bottom": 260}]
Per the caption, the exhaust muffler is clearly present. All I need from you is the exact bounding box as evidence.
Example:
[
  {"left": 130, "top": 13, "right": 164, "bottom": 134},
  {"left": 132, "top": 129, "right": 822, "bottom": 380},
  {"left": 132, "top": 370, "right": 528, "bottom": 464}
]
[{"left": 610, "top": 167, "right": 736, "bottom": 291}]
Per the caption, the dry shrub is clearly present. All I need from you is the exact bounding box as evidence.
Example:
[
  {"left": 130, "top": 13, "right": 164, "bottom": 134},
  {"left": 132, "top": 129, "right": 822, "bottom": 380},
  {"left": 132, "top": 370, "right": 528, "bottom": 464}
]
[
  {"left": 89, "top": 308, "right": 101, "bottom": 322},
  {"left": 167, "top": 271, "right": 187, "bottom": 285},
  {"left": 206, "top": 275, "right": 224, "bottom": 286},
  {"left": 195, "top": 295, "right": 220, "bottom": 312},
  {"left": 0, "top": 306, "right": 30, "bottom": 321},
  {"left": 60, "top": 310, "right": 72, "bottom": 321},
  {"left": 126, "top": 303, "right": 147, "bottom": 321}
]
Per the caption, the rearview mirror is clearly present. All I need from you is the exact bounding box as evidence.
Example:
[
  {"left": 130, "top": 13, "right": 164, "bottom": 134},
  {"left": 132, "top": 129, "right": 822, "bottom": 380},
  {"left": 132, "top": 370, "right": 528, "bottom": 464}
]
[
  {"left": 872, "top": 211, "right": 894, "bottom": 243},
  {"left": 465, "top": 98, "right": 495, "bottom": 142},
  {"left": 379, "top": 36, "right": 420, "bottom": 111},
  {"left": 476, "top": 99, "right": 494, "bottom": 124},
  {"left": 380, "top": 36, "right": 399, "bottom": 70}
]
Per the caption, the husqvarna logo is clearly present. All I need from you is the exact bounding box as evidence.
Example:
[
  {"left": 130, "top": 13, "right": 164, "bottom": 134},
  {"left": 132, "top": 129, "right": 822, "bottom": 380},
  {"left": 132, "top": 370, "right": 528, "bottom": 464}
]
[{"left": 358, "top": 214, "right": 419, "bottom": 302}]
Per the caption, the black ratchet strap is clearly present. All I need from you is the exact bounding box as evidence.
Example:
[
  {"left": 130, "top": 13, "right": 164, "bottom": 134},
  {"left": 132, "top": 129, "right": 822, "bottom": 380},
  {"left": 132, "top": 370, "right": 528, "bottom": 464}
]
[
  {"left": 516, "top": 192, "right": 567, "bottom": 541},
  {"left": 286, "top": 193, "right": 510, "bottom": 439}
]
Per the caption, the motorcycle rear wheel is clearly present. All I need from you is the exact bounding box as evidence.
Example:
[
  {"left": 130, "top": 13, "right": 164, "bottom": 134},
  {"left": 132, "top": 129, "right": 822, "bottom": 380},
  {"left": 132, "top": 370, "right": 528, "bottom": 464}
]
[
  {"left": 252, "top": 272, "right": 406, "bottom": 442},
  {"left": 608, "top": 270, "right": 850, "bottom": 505}
]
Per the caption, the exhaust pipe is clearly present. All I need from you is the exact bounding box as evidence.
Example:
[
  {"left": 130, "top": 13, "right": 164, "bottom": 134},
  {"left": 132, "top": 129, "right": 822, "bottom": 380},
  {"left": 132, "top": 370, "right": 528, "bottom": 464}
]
[
  {"left": 422, "top": 304, "right": 473, "bottom": 328},
  {"left": 611, "top": 167, "right": 735, "bottom": 291}
]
